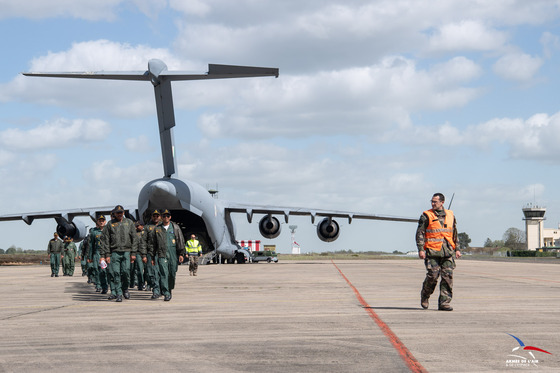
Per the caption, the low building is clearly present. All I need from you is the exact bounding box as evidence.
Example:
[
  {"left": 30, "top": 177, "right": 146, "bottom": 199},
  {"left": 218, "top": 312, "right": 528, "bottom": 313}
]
[{"left": 523, "top": 204, "right": 560, "bottom": 250}]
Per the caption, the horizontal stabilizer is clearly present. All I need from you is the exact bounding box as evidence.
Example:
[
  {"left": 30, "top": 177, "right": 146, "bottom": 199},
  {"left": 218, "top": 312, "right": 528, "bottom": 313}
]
[
  {"left": 22, "top": 71, "right": 150, "bottom": 81},
  {"left": 208, "top": 64, "right": 279, "bottom": 78},
  {"left": 23, "top": 62, "right": 279, "bottom": 82}
]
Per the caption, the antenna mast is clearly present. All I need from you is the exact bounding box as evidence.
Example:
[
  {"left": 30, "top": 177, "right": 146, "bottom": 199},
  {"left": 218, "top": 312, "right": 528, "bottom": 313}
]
[{"left": 289, "top": 225, "right": 300, "bottom": 254}]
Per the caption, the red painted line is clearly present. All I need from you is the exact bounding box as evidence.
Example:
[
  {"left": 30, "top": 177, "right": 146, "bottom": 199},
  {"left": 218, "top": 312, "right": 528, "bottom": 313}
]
[{"left": 331, "top": 260, "right": 428, "bottom": 373}]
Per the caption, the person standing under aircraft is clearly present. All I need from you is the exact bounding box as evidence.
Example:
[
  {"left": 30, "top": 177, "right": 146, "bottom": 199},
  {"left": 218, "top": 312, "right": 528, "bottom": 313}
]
[
  {"left": 186, "top": 234, "right": 202, "bottom": 276},
  {"left": 79, "top": 235, "right": 89, "bottom": 277},
  {"left": 149, "top": 209, "right": 185, "bottom": 301},
  {"left": 133, "top": 221, "right": 148, "bottom": 290},
  {"left": 416, "top": 193, "right": 461, "bottom": 311},
  {"left": 61, "top": 236, "right": 77, "bottom": 276},
  {"left": 88, "top": 215, "right": 108, "bottom": 294},
  {"left": 143, "top": 210, "right": 161, "bottom": 298},
  {"left": 47, "top": 232, "right": 63, "bottom": 277},
  {"left": 100, "top": 205, "right": 138, "bottom": 302}
]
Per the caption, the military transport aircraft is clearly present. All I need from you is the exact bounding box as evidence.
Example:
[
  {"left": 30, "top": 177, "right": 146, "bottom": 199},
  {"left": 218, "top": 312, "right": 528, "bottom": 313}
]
[{"left": 0, "top": 59, "right": 417, "bottom": 263}]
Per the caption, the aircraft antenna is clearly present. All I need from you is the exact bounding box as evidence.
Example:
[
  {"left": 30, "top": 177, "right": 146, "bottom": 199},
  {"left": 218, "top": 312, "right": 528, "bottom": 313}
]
[
  {"left": 447, "top": 193, "right": 455, "bottom": 210},
  {"left": 289, "top": 225, "right": 300, "bottom": 254},
  {"left": 207, "top": 183, "right": 219, "bottom": 199}
]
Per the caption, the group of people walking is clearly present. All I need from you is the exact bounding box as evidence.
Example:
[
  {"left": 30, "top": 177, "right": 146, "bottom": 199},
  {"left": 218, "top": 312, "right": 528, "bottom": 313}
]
[
  {"left": 47, "top": 193, "right": 462, "bottom": 310},
  {"left": 47, "top": 233, "right": 79, "bottom": 277},
  {"left": 47, "top": 205, "right": 203, "bottom": 302}
]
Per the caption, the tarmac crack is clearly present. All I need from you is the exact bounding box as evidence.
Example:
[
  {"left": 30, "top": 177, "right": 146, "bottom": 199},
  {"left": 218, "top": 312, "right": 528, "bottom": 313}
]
[{"left": 0, "top": 304, "right": 72, "bottom": 321}]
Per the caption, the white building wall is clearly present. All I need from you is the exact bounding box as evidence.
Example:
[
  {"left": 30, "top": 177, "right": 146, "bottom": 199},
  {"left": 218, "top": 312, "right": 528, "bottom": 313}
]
[
  {"left": 525, "top": 220, "right": 543, "bottom": 251},
  {"left": 543, "top": 227, "right": 560, "bottom": 247}
]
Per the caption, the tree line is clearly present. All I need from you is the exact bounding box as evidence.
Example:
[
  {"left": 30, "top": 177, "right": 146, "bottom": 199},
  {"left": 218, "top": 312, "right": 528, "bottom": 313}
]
[
  {"left": 0, "top": 246, "right": 44, "bottom": 254},
  {"left": 483, "top": 227, "right": 526, "bottom": 250},
  {"left": 456, "top": 227, "right": 526, "bottom": 252}
]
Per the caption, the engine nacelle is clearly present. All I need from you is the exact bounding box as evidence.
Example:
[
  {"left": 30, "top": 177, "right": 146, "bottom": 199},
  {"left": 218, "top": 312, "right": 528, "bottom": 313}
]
[
  {"left": 55, "top": 217, "right": 87, "bottom": 242},
  {"left": 259, "top": 215, "right": 281, "bottom": 239},
  {"left": 317, "top": 217, "right": 340, "bottom": 242}
]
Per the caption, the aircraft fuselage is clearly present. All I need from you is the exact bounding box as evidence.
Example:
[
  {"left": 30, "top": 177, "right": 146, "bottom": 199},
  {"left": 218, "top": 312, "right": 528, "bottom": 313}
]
[{"left": 138, "top": 177, "right": 239, "bottom": 259}]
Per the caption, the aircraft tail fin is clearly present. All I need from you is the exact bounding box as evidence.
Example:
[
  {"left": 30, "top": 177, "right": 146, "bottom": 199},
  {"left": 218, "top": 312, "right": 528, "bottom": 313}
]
[{"left": 23, "top": 59, "right": 279, "bottom": 178}]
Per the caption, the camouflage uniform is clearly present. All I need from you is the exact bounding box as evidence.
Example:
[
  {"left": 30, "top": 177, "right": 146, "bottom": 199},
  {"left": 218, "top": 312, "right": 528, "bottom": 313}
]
[
  {"left": 416, "top": 209, "right": 457, "bottom": 309},
  {"left": 100, "top": 211, "right": 138, "bottom": 300},
  {"left": 47, "top": 236, "right": 63, "bottom": 277}
]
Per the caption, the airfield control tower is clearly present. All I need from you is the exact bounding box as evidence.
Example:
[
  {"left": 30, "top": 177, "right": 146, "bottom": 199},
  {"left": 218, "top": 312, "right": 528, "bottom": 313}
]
[{"left": 522, "top": 204, "right": 546, "bottom": 251}]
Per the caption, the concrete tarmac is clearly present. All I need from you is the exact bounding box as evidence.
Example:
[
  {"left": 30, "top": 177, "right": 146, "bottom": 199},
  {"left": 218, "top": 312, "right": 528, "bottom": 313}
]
[{"left": 0, "top": 259, "right": 559, "bottom": 372}]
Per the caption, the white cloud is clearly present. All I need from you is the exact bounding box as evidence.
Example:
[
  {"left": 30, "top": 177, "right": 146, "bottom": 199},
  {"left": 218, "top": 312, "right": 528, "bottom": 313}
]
[
  {"left": 428, "top": 20, "right": 508, "bottom": 52},
  {"left": 175, "top": 139, "right": 428, "bottom": 218},
  {"left": 196, "top": 55, "right": 482, "bottom": 139},
  {"left": 0, "top": 0, "right": 167, "bottom": 21},
  {"left": 27, "top": 40, "right": 170, "bottom": 71},
  {"left": 493, "top": 53, "right": 543, "bottom": 82},
  {"left": 0, "top": 149, "right": 15, "bottom": 166},
  {"left": 540, "top": 31, "right": 560, "bottom": 59},
  {"left": 171, "top": 0, "right": 560, "bottom": 73},
  {"left": 0, "top": 0, "right": 123, "bottom": 21},
  {"left": 393, "top": 111, "right": 560, "bottom": 162},
  {"left": 125, "top": 135, "right": 152, "bottom": 152},
  {"left": 0, "top": 154, "right": 58, "bottom": 197},
  {"left": 169, "top": 0, "right": 211, "bottom": 16},
  {"left": 0, "top": 41, "right": 188, "bottom": 118},
  {"left": 0, "top": 118, "right": 111, "bottom": 151}
]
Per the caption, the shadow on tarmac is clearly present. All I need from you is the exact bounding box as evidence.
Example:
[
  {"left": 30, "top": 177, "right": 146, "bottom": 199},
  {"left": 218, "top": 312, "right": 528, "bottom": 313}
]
[{"left": 67, "top": 282, "right": 155, "bottom": 302}]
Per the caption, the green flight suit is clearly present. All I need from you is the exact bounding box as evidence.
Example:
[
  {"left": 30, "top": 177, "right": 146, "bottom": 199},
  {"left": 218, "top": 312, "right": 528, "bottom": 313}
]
[
  {"left": 62, "top": 241, "right": 77, "bottom": 276},
  {"left": 79, "top": 236, "right": 89, "bottom": 276},
  {"left": 88, "top": 226, "right": 108, "bottom": 292},
  {"left": 47, "top": 238, "right": 63, "bottom": 276},
  {"left": 143, "top": 222, "right": 160, "bottom": 295},
  {"left": 100, "top": 217, "right": 138, "bottom": 297},
  {"left": 133, "top": 230, "right": 147, "bottom": 290},
  {"left": 150, "top": 221, "right": 185, "bottom": 298}
]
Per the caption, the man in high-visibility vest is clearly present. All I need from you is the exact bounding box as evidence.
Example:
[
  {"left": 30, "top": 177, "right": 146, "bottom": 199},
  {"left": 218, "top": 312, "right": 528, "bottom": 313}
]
[
  {"left": 186, "top": 234, "right": 202, "bottom": 276},
  {"left": 416, "top": 193, "right": 461, "bottom": 311}
]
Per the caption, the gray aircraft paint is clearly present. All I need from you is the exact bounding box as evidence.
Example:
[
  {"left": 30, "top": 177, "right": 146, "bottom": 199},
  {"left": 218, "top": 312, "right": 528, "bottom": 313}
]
[{"left": 0, "top": 60, "right": 416, "bottom": 260}]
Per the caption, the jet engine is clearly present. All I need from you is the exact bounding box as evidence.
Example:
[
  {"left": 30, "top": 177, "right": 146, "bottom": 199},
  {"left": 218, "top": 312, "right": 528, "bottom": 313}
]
[
  {"left": 259, "top": 215, "right": 281, "bottom": 239},
  {"left": 317, "top": 217, "right": 340, "bottom": 242},
  {"left": 55, "top": 217, "right": 87, "bottom": 242}
]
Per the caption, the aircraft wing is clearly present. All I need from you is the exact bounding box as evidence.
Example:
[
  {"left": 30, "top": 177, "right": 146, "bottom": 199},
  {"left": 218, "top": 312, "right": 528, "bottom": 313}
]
[
  {"left": 0, "top": 205, "right": 138, "bottom": 242},
  {"left": 0, "top": 206, "right": 138, "bottom": 225},
  {"left": 225, "top": 202, "right": 418, "bottom": 224}
]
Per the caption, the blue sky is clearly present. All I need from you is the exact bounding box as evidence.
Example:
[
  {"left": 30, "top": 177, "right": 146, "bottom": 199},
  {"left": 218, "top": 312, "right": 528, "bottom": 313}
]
[{"left": 2, "top": 0, "right": 560, "bottom": 253}]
